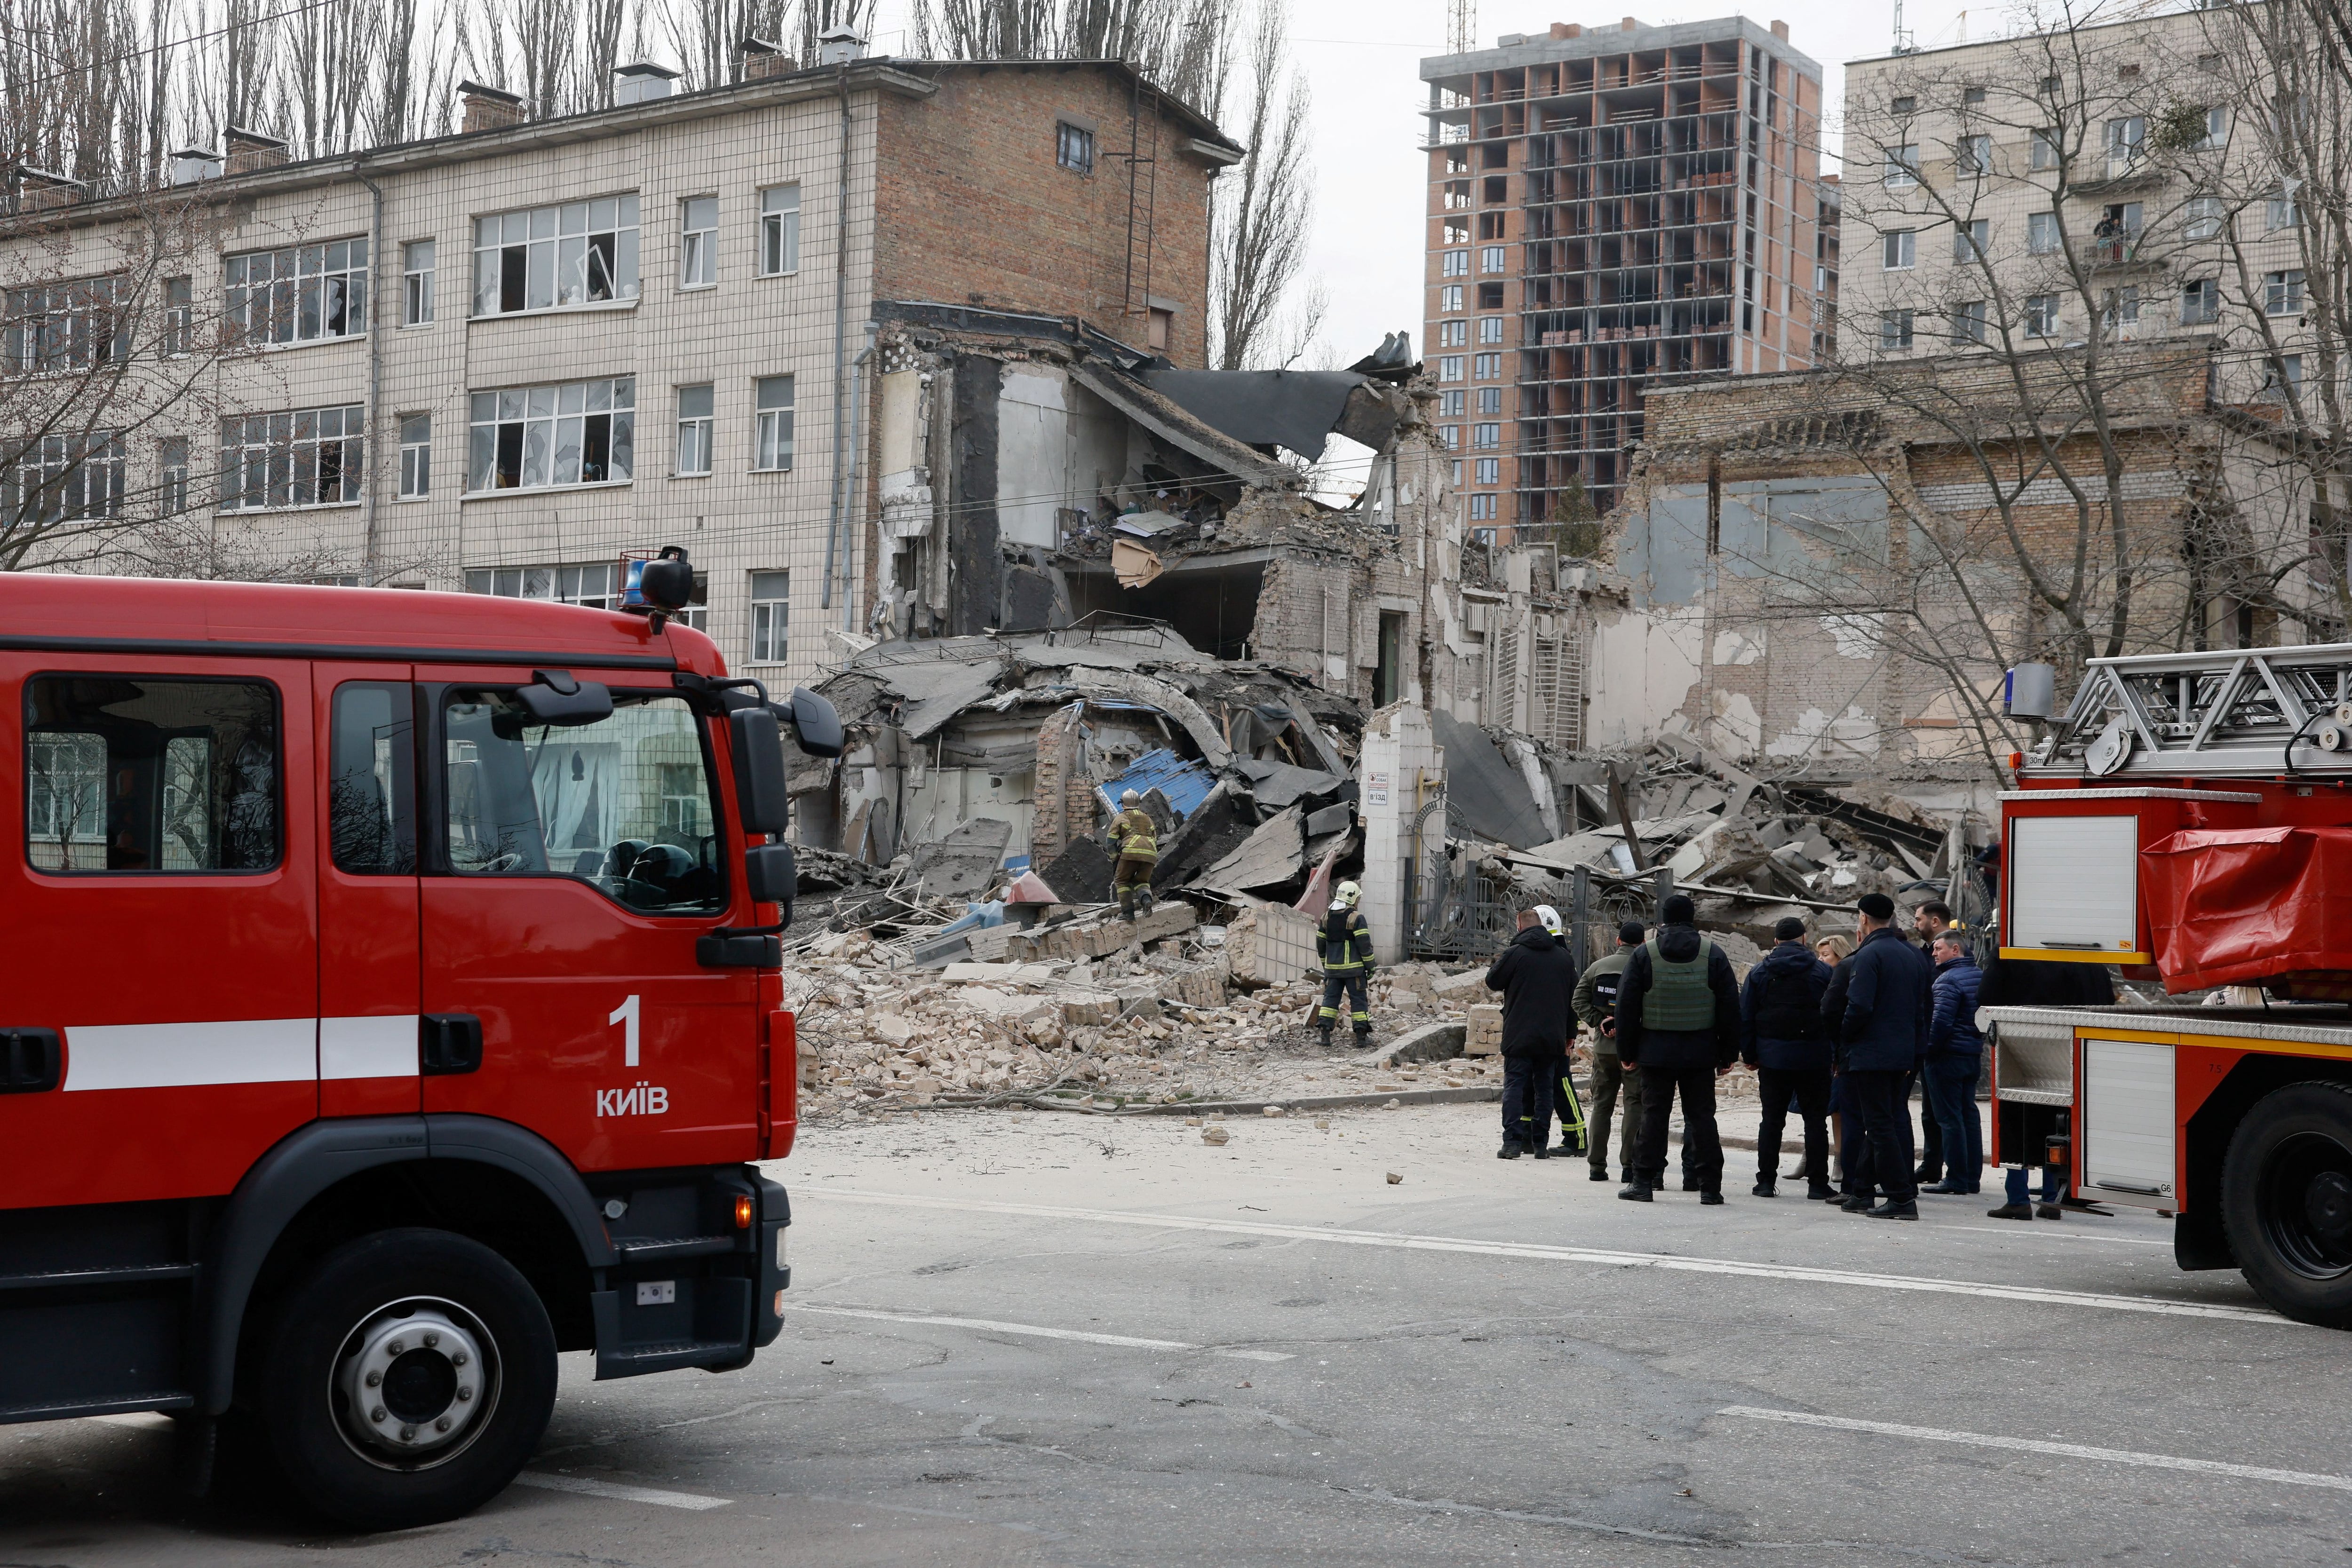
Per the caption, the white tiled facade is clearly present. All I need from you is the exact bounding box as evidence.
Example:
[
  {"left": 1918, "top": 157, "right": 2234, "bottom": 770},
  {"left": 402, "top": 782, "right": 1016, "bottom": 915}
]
[
  {"left": 9, "top": 69, "right": 897, "bottom": 691},
  {"left": 1839, "top": 8, "right": 2307, "bottom": 401}
]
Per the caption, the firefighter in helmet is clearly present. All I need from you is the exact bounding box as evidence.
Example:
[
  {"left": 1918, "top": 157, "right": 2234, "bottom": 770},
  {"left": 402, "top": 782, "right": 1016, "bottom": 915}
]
[
  {"left": 1108, "top": 788, "right": 1159, "bottom": 921},
  {"left": 1316, "top": 880, "right": 1377, "bottom": 1045}
]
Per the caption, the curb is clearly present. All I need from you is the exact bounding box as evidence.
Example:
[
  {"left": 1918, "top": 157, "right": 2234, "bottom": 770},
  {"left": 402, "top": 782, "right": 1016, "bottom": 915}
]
[{"left": 1010, "top": 1084, "right": 1505, "bottom": 1117}]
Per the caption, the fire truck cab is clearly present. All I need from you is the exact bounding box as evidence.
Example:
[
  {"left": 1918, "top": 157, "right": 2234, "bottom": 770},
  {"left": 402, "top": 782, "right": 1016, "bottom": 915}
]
[
  {"left": 1990, "top": 642, "right": 2352, "bottom": 1327},
  {"left": 0, "top": 567, "right": 837, "bottom": 1528}
]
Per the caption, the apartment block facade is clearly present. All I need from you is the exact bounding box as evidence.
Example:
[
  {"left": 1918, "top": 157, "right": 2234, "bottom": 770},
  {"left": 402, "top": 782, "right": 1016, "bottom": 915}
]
[
  {"left": 1419, "top": 15, "right": 1828, "bottom": 534},
  {"left": 2, "top": 54, "right": 1232, "bottom": 690},
  {"left": 1839, "top": 10, "right": 2300, "bottom": 391}
]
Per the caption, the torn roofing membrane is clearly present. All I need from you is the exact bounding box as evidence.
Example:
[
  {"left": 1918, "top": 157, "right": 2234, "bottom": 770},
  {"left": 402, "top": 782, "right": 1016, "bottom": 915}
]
[
  {"left": 1099, "top": 748, "right": 1218, "bottom": 819},
  {"left": 1141, "top": 368, "right": 1369, "bottom": 462}
]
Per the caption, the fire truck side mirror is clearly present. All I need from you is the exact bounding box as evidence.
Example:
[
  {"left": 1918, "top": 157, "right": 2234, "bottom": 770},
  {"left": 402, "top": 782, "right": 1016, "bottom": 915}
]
[
  {"left": 730, "top": 707, "right": 792, "bottom": 835},
  {"left": 745, "top": 842, "right": 796, "bottom": 929},
  {"left": 779, "top": 687, "right": 844, "bottom": 759},
  {"left": 507, "top": 669, "right": 614, "bottom": 731}
]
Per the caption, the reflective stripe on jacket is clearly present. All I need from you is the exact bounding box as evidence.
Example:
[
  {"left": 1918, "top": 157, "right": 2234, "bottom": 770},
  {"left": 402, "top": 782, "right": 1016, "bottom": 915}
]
[
  {"left": 1321, "top": 908, "right": 1374, "bottom": 972},
  {"left": 1110, "top": 808, "right": 1159, "bottom": 861}
]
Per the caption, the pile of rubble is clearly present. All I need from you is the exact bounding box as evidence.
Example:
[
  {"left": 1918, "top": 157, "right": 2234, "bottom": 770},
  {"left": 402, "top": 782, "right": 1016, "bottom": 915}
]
[{"left": 785, "top": 902, "right": 1509, "bottom": 1115}]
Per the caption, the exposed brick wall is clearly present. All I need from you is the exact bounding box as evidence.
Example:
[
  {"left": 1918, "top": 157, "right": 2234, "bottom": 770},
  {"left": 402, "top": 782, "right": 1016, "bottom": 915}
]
[{"left": 874, "top": 63, "right": 1222, "bottom": 365}]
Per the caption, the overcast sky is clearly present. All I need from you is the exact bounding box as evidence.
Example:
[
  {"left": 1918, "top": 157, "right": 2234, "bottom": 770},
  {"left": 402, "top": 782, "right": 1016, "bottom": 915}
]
[{"left": 865, "top": 0, "right": 1992, "bottom": 364}]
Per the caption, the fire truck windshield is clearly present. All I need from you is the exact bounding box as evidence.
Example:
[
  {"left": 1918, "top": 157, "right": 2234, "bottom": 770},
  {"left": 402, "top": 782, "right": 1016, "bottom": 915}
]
[{"left": 442, "top": 689, "right": 724, "bottom": 912}]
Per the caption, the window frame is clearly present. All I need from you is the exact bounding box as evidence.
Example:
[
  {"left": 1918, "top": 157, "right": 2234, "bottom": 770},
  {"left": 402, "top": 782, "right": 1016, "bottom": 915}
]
[
  {"left": 757, "top": 185, "right": 802, "bottom": 277},
  {"left": 754, "top": 375, "right": 795, "bottom": 473},
  {"left": 398, "top": 413, "right": 431, "bottom": 500},
  {"left": 675, "top": 384, "right": 714, "bottom": 476},
  {"left": 470, "top": 195, "right": 642, "bottom": 319},
  {"left": 1879, "top": 308, "right": 1915, "bottom": 351},
  {"left": 2027, "top": 212, "right": 2059, "bottom": 255},
  {"left": 1057, "top": 121, "right": 1097, "bottom": 174},
  {"left": 2025, "top": 293, "right": 2061, "bottom": 338},
  {"left": 225, "top": 240, "right": 370, "bottom": 348},
  {"left": 749, "top": 570, "right": 790, "bottom": 664},
  {"left": 2182, "top": 277, "right": 2220, "bottom": 326},
  {"left": 1883, "top": 143, "right": 1920, "bottom": 190},
  {"left": 23, "top": 673, "right": 284, "bottom": 877},
  {"left": 402, "top": 240, "right": 436, "bottom": 326},
  {"left": 217, "top": 406, "right": 366, "bottom": 512},
  {"left": 680, "top": 195, "right": 718, "bottom": 290},
  {"left": 1882, "top": 229, "right": 1916, "bottom": 270},
  {"left": 159, "top": 435, "right": 190, "bottom": 515},
  {"left": 464, "top": 377, "right": 636, "bottom": 495}
]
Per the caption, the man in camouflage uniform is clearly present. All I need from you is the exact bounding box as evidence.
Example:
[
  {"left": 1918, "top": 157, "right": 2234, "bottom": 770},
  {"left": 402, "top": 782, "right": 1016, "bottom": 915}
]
[{"left": 1108, "top": 789, "right": 1159, "bottom": 921}]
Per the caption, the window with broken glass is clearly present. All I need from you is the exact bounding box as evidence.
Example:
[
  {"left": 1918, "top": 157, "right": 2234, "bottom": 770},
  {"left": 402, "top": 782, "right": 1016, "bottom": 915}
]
[
  {"left": 218, "top": 406, "right": 365, "bottom": 510},
  {"left": 225, "top": 241, "right": 368, "bottom": 346},
  {"left": 466, "top": 378, "right": 635, "bottom": 492},
  {"left": 4, "top": 277, "right": 128, "bottom": 373},
  {"left": 472, "top": 197, "right": 640, "bottom": 317}
]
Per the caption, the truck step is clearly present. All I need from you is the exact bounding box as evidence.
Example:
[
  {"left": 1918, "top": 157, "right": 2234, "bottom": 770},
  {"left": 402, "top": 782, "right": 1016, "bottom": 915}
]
[
  {"left": 0, "top": 1263, "right": 197, "bottom": 1294},
  {"left": 612, "top": 1235, "right": 737, "bottom": 1263},
  {"left": 0, "top": 1390, "right": 194, "bottom": 1426},
  {"left": 593, "top": 1339, "right": 745, "bottom": 1377}
]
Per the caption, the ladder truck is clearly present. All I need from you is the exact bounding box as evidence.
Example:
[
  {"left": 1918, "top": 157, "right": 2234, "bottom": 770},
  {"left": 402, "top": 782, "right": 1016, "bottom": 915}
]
[{"left": 1991, "top": 641, "right": 2352, "bottom": 1326}]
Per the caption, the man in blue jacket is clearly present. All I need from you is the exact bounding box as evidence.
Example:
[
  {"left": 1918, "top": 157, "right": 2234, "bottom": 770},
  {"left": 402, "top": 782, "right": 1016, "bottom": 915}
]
[
  {"left": 1739, "top": 916, "right": 1835, "bottom": 1201},
  {"left": 1831, "top": 891, "right": 1935, "bottom": 1220},
  {"left": 1923, "top": 928, "right": 1986, "bottom": 1195}
]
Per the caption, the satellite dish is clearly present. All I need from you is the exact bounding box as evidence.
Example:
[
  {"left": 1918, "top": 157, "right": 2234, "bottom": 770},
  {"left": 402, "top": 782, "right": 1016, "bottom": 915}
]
[{"left": 2085, "top": 717, "right": 2133, "bottom": 776}]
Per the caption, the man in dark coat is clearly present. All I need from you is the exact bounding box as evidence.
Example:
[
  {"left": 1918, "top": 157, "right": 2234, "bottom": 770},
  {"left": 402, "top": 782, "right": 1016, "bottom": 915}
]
[
  {"left": 1831, "top": 891, "right": 1935, "bottom": 1220},
  {"left": 1615, "top": 895, "right": 1741, "bottom": 1204},
  {"left": 1485, "top": 906, "right": 1580, "bottom": 1159},
  {"left": 1739, "top": 915, "right": 1835, "bottom": 1200}
]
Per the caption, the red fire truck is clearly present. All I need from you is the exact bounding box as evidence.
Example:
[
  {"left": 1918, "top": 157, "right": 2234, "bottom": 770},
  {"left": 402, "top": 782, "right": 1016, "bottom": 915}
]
[
  {"left": 1990, "top": 642, "right": 2352, "bottom": 1327},
  {"left": 0, "top": 558, "right": 840, "bottom": 1528}
]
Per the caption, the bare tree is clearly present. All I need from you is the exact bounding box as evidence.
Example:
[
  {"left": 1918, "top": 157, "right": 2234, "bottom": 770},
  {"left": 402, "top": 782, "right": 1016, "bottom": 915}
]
[
  {"left": 913, "top": 0, "right": 1230, "bottom": 116},
  {"left": 1209, "top": 0, "right": 1319, "bottom": 369}
]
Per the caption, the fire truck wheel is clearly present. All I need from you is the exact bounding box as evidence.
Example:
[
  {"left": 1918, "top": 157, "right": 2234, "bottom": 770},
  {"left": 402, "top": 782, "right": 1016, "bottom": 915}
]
[
  {"left": 2222, "top": 1081, "right": 2352, "bottom": 1328},
  {"left": 254, "top": 1227, "right": 558, "bottom": 1531}
]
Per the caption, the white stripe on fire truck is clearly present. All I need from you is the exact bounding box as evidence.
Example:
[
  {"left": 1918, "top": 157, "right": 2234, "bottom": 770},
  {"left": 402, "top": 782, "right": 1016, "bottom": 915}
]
[
  {"left": 61, "top": 1019, "right": 316, "bottom": 1092},
  {"left": 320, "top": 1015, "right": 421, "bottom": 1080}
]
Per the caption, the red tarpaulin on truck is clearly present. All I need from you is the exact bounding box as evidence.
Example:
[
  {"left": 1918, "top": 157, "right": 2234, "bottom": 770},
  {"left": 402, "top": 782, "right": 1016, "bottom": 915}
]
[{"left": 2143, "top": 826, "right": 2352, "bottom": 991}]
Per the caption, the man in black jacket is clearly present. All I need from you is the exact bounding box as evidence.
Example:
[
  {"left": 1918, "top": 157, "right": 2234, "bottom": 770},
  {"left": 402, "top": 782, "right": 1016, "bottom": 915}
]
[
  {"left": 1828, "top": 892, "right": 1936, "bottom": 1220},
  {"left": 1485, "top": 906, "right": 1581, "bottom": 1159},
  {"left": 1615, "top": 895, "right": 1742, "bottom": 1204},
  {"left": 1739, "top": 916, "right": 1836, "bottom": 1200}
]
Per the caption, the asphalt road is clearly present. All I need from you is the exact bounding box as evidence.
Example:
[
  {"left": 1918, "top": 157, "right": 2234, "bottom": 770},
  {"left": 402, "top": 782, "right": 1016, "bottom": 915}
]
[{"left": 7, "top": 1101, "right": 2351, "bottom": 1567}]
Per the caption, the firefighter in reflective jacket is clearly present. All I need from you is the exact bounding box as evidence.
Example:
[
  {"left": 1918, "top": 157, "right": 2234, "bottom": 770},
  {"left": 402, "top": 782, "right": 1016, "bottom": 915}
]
[
  {"left": 1109, "top": 789, "right": 1159, "bottom": 921},
  {"left": 1317, "top": 880, "right": 1377, "bottom": 1045}
]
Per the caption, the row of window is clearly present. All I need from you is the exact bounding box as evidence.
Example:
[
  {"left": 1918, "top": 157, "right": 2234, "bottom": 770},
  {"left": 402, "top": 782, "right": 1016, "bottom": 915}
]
[
  {"left": 1438, "top": 246, "right": 1512, "bottom": 277},
  {"left": 1884, "top": 198, "right": 2295, "bottom": 275},
  {"left": 1439, "top": 388, "right": 1506, "bottom": 417},
  {"left": 1878, "top": 269, "right": 2297, "bottom": 352},
  {"left": 466, "top": 564, "right": 792, "bottom": 663},
  {"left": 13, "top": 372, "right": 798, "bottom": 527},
  {"left": 1436, "top": 318, "right": 1509, "bottom": 348},
  {"left": 1436, "top": 423, "right": 1506, "bottom": 450},
  {"left": 1, "top": 186, "right": 806, "bottom": 371},
  {"left": 1435, "top": 353, "right": 1506, "bottom": 383},
  {"left": 1880, "top": 109, "right": 2225, "bottom": 188}
]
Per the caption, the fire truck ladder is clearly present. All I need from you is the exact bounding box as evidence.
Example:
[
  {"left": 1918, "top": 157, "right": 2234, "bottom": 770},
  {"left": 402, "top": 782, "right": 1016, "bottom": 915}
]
[{"left": 2037, "top": 642, "right": 2352, "bottom": 778}]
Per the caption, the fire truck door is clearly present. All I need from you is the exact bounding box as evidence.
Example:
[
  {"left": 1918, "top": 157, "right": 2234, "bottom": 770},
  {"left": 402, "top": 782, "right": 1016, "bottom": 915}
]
[
  {"left": 418, "top": 677, "right": 757, "bottom": 1170},
  {"left": 316, "top": 668, "right": 421, "bottom": 1117},
  {"left": 3, "top": 654, "right": 320, "bottom": 1209}
]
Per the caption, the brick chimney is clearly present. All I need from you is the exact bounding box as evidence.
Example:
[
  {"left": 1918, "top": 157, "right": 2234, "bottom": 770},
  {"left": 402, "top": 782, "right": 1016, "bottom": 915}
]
[
  {"left": 1770, "top": 18, "right": 1789, "bottom": 40},
  {"left": 1550, "top": 22, "right": 1581, "bottom": 37},
  {"left": 1620, "top": 16, "right": 1642, "bottom": 31},
  {"left": 459, "top": 80, "right": 528, "bottom": 134},
  {"left": 742, "top": 35, "right": 796, "bottom": 79},
  {"left": 224, "top": 127, "right": 288, "bottom": 175},
  {"left": 9, "top": 167, "right": 84, "bottom": 213}
]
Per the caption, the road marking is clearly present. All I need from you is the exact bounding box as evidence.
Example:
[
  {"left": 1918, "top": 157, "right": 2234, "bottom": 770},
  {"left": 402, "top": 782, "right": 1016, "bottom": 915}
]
[
  {"left": 1717, "top": 1406, "right": 2352, "bottom": 1492},
  {"left": 1944, "top": 1224, "right": 2172, "bottom": 1246},
  {"left": 821, "top": 1189, "right": 2290, "bottom": 1326},
  {"left": 786, "top": 1303, "right": 1294, "bottom": 1360},
  {"left": 514, "top": 1472, "right": 731, "bottom": 1510}
]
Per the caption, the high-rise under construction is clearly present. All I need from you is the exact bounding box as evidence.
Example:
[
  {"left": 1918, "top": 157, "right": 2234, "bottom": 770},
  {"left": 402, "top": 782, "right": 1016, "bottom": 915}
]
[{"left": 1421, "top": 16, "right": 1831, "bottom": 533}]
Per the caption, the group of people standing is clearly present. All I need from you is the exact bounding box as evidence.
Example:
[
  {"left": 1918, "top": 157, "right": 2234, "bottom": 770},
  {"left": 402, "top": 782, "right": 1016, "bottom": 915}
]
[{"left": 1483, "top": 888, "right": 2086, "bottom": 1221}]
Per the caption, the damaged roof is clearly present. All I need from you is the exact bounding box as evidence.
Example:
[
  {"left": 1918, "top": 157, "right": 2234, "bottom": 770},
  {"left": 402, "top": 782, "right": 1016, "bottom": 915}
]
[{"left": 1140, "top": 367, "right": 1413, "bottom": 462}]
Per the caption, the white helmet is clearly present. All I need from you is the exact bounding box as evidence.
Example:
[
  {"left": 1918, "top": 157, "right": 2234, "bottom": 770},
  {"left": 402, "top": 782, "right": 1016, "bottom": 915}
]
[
  {"left": 1120, "top": 789, "right": 1141, "bottom": 805},
  {"left": 1333, "top": 879, "right": 1361, "bottom": 908},
  {"left": 1533, "top": 904, "right": 1564, "bottom": 936}
]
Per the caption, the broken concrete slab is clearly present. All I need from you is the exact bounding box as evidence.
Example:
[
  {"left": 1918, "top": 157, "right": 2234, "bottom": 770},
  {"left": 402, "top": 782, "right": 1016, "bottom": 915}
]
[
  {"left": 1039, "top": 837, "right": 1116, "bottom": 904},
  {"left": 1356, "top": 1020, "right": 1466, "bottom": 1069},
  {"left": 1195, "top": 804, "right": 1305, "bottom": 895},
  {"left": 912, "top": 817, "right": 1013, "bottom": 899},
  {"left": 1225, "top": 904, "right": 1318, "bottom": 987},
  {"left": 1431, "top": 707, "right": 1549, "bottom": 850}
]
